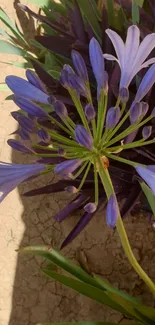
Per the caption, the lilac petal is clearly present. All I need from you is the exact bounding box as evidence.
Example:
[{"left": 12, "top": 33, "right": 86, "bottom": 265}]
[
  {"left": 130, "top": 102, "right": 142, "bottom": 124},
  {"left": 124, "top": 26, "right": 140, "bottom": 71},
  {"left": 89, "top": 37, "right": 105, "bottom": 89},
  {"left": 133, "top": 33, "right": 155, "bottom": 73},
  {"left": 106, "top": 194, "right": 119, "bottom": 228},
  {"left": 142, "top": 126, "right": 152, "bottom": 139},
  {"left": 136, "top": 166, "right": 155, "bottom": 195},
  {"left": 140, "top": 58, "right": 155, "bottom": 70},
  {"left": 141, "top": 102, "right": 149, "bottom": 116},
  {"left": 53, "top": 100, "right": 68, "bottom": 119},
  {"left": 54, "top": 194, "right": 88, "bottom": 222},
  {"left": 65, "top": 186, "right": 77, "bottom": 193},
  {"left": 38, "top": 129, "right": 50, "bottom": 142},
  {"left": 7, "top": 139, "right": 33, "bottom": 154},
  {"left": 75, "top": 125, "right": 93, "bottom": 149},
  {"left": 54, "top": 159, "right": 82, "bottom": 176},
  {"left": 119, "top": 88, "right": 129, "bottom": 103},
  {"left": 135, "top": 64, "right": 155, "bottom": 102},
  {"left": 106, "top": 106, "right": 121, "bottom": 128},
  {"left": 106, "top": 29, "right": 125, "bottom": 68},
  {"left": 147, "top": 165, "right": 155, "bottom": 172},
  {"left": 61, "top": 208, "right": 96, "bottom": 249},
  {"left": 13, "top": 96, "right": 49, "bottom": 119},
  {"left": 85, "top": 104, "right": 96, "bottom": 121},
  {"left": 5, "top": 76, "right": 49, "bottom": 104},
  {"left": 68, "top": 74, "right": 89, "bottom": 98},
  {"left": 104, "top": 54, "right": 119, "bottom": 64},
  {"left": 71, "top": 50, "right": 88, "bottom": 82},
  {"left": 17, "top": 115, "right": 35, "bottom": 133},
  {"left": 124, "top": 130, "right": 138, "bottom": 144},
  {"left": 63, "top": 64, "right": 75, "bottom": 75},
  {"left": 84, "top": 202, "right": 97, "bottom": 213},
  {"left": 26, "top": 69, "right": 47, "bottom": 93},
  {"left": 0, "top": 162, "right": 46, "bottom": 202},
  {"left": 19, "top": 128, "right": 30, "bottom": 140}
]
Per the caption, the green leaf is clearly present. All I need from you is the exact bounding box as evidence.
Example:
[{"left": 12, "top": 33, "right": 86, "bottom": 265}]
[
  {"left": 140, "top": 182, "right": 155, "bottom": 216},
  {"left": 135, "top": 0, "right": 144, "bottom": 8},
  {"left": 42, "top": 269, "right": 135, "bottom": 318},
  {"left": 106, "top": 0, "right": 115, "bottom": 27},
  {"left": 0, "top": 60, "right": 31, "bottom": 69},
  {"left": 134, "top": 307, "right": 155, "bottom": 324},
  {"left": 5, "top": 95, "right": 14, "bottom": 100},
  {"left": 132, "top": 0, "right": 140, "bottom": 24},
  {"left": 77, "top": 0, "right": 102, "bottom": 42},
  {"left": 0, "top": 26, "right": 11, "bottom": 39},
  {"left": 0, "top": 40, "right": 27, "bottom": 56},
  {"left": 0, "top": 83, "right": 10, "bottom": 91},
  {"left": 48, "top": 70, "right": 60, "bottom": 80},
  {"left": 0, "top": 7, "right": 26, "bottom": 43}
]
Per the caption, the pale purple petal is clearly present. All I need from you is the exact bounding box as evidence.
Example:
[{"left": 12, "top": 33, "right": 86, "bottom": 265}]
[
  {"left": 0, "top": 162, "right": 46, "bottom": 202},
  {"left": 135, "top": 64, "right": 155, "bottom": 102},
  {"left": 106, "top": 29, "right": 125, "bottom": 68},
  {"left": 104, "top": 54, "right": 119, "bottom": 64},
  {"left": 54, "top": 159, "right": 82, "bottom": 176},
  {"left": 136, "top": 166, "right": 155, "bottom": 195},
  {"left": 140, "top": 58, "right": 155, "bottom": 70}
]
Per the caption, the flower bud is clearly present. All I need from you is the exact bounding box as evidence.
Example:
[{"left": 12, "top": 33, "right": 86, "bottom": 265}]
[
  {"left": 75, "top": 125, "right": 93, "bottom": 149},
  {"left": 53, "top": 100, "right": 68, "bottom": 119},
  {"left": 85, "top": 104, "right": 96, "bottom": 121},
  {"left": 65, "top": 186, "right": 77, "bottom": 193},
  {"left": 106, "top": 194, "right": 119, "bottom": 228},
  {"left": 26, "top": 69, "right": 47, "bottom": 93},
  {"left": 54, "top": 159, "right": 82, "bottom": 176},
  {"left": 38, "top": 129, "right": 50, "bottom": 142},
  {"left": 13, "top": 96, "right": 49, "bottom": 119},
  {"left": 7, "top": 139, "right": 33, "bottom": 154},
  {"left": 48, "top": 95, "right": 57, "bottom": 105},
  {"left": 84, "top": 202, "right": 97, "bottom": 213},
  {"left": 142, "top": 126, "right": 152, "bottom": 139},
  {"left": 89, "top": 37, "right": 105, "bottom": 89},
  {"left": 119, "top": 87, "right": 129, "bottom": 103},
  {"left": 68, "top": 74, "right": 89, "bottom": 98},
  {"left": 106, "top": 106, "right": 121, "bottom": 129},
  {"left": 130, "top": 102, "right": 142, "bottom": 124},
  {"left": 151, "top": 107, "right": 155, "bottom": 117},
  {"left": 71, "top": 50, "right": 88, "bottom": 82},
  {"left": 141, "top": 102, "right": 149, "bottom": 116}
]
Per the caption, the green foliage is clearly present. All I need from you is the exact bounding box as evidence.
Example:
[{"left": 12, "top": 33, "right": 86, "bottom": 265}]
[
  {"left": 132, "top": 0, "right": 140, "bottom": 24},
  {"left": 20, "top": 246, "right": 155, "bottom": 325},
  {"left": 140, "top": 182, "right": 155, "bottom": 216}
]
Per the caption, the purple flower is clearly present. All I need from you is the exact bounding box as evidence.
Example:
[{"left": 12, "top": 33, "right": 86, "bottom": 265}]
[
  {"left": 136, "top": 165, "right": 155, "bottom": 195},
  {"left": 106, "top": 106, "right": 121, "bottom": 128},
  {"left": 130, "top": 102, "right": 142, "bottom": 124},
  {"left": 5, "top": 76, "right": 49, "bottom": 104},
  {"left": 106, "top": 194, "right": 119, "bottom": 228},
  {"left": 134, "top": 64, "right": 155, "bottom": 103},
  {"left": 84, "top": 202, "right": 97, "bottom": 213},
  {"left": 68, "top": 74, "right": 89, "bottom": 98},
  {"left": 7, "top": 139, "right": 33, "bottom": 154},
  {"left": 13, "top": 96, "right": 49, "bottom": 119},
  {"left": 53, "top": 100, "right": 68, "bottom": 119},
  {"left": 38, "top": 129, "right": 50, "bottom": 142},
  {"left": 142, "top": 126, "right": 152, "bottom": 139},
  {"left": 89, "top": 37, "right": 105, "bottom": 90},
  {"left": 26, "top": 69, "right": 47, "bottom": 93},
  {"left": 75, "top": 125, "right": 93, "bottom": 149},
  {"left": 85, "top": 104, "right": 96, "bottom": 121},
  {"left": 0, "top": 162, "right": 46, "bottom": 202},
  {"left": 65, "top": 186, "right": 77, "bottom": 193},
  {"left": 141, "top": 102, "right": 149, "bottom": 116},
  {"left": 54, "top": 159, "right": 82, "bottom": 176},
  {"left": 124, "top": 130, "right": 138, "bottom": 144},
  {"left": 60, "top": 65, "right": 75, "bottom": 88},
  {"left": 119, "top": 87, "right": 129, "bottom": 103},
  {"left": 104, "top": 25, "right": 155, "bottom": 89},
  {"left": 71, "top": 50, "right": 88, "bottom": 82}
]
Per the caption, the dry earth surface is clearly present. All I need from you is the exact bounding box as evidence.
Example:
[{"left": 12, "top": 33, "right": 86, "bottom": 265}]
[{"left": 0, "top": 1, "right": 155, "bottom": 325}]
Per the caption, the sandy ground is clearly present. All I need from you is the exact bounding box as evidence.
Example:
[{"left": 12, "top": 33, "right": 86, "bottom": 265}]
[{"left": 1, "top": 2, "right": 155, "bottom": 325}]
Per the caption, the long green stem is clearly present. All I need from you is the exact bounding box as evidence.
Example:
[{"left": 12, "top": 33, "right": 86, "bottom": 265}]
[
  {"left": 69, "top": 89, "right": 90, "bottom": 133},
  {"left": 98, "top": 159, "right": 155, "bottom": 296},
  {"left": 107, "top": 138, "right": 155, "bottom": 152},
  {"left": 105, "top": 152, "right": 144, "bottom": 168},
  {"left": 94, "top": 158, "right": 99, "bottom": 205},
  {"left": 72, "top": 161, "right": 89, "bottom": 179},
  {"left": 95, "top": 91, "right": 107, "bottom": 144},
  {"left": 104, "top": 115, "right": 153, "bottom": 148},
  {"left": 77, "top": 161, "right": 91, "bottom": 191}
]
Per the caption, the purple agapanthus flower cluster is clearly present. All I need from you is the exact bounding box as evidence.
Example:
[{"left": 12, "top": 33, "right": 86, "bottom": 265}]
[{"left": 2, "top": 25, "right": 155, "bottom": 248}]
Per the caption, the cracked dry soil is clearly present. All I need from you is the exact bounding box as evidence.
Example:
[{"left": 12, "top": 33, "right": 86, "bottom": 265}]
[{"left": 0, "top": 1, "right": 155, "bottom": 325}]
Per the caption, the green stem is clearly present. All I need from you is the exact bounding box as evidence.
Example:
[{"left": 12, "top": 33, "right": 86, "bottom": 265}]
[
  {"left": 102, "top": 104, "right": 128, "bottom": 145},
  {"left": 95, "top": 91, "right": 107, "bottom": 144},
  {"left": 104, "top": 115, "right": 153, "bottom": 148},
  {"left": 77, "top": 161, "right": 91, "bottom": 191},
  {"left": 73, "top": 161, "right": 89, "bottom": 179},
  {"left": 49, "top": 117, "right": 72, "bottom": 136},
  {"left": 69, "top": 89, "right": 90, "bottom": 132},
  {"left": 107, "top": 138, "right": 155, "bottom": 152},
  {"left": 94, "top": 158, "right": 99, "bottom": 205},
  {"left": 67, "top": 116, "right": 76, "bottom": 129},
  {"left": 98, "top": 159, "right": 155, "bottom": 296},
  {"left": 105, "top": 152, "right": 144, "bottom": 168}
]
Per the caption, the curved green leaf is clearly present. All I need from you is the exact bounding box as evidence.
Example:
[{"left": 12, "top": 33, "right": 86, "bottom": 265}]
[
  {"left": 140, "top": 182, "right": 155, "bottom": 216},
  {"left": 0, "top": 40, "right": 26, "bottom": 56},
  {"left": 0, "top": 8, "right": 25, "bottom": 43}
]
